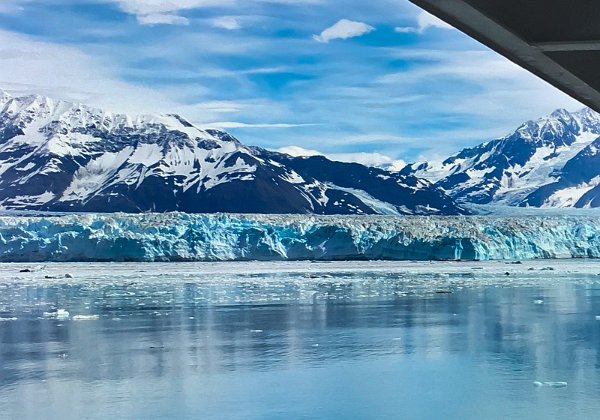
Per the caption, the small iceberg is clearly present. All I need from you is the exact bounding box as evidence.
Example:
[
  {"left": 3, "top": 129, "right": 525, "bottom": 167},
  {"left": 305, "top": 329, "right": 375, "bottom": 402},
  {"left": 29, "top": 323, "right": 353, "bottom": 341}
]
[
  {"left": 44, "top": 309, "right": 70, "bottom": 319},
  {"left": 533, "top": 381, "right": 567, "bottom": 388},
  {"left": 0, "top": 317, "right": 17, "bottom": 322},
  {"left": 72, "top": 315, "right": 99, "bottom": 321}
]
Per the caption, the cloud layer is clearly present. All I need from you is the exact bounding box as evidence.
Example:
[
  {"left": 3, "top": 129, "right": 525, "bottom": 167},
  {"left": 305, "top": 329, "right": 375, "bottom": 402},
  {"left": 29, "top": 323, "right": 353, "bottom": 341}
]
[
  {"left": 278, "top": 146, "right": 406, "bottom": 169},
  {"left": 113, "top": 0, "right": 232, "bottom": 25}
]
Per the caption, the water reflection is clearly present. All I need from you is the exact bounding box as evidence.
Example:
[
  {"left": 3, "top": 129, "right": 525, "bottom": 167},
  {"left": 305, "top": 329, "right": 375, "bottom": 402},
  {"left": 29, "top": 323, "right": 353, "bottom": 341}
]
[{"left": 1, "top": 270, "right": 600, "bottom": 419}]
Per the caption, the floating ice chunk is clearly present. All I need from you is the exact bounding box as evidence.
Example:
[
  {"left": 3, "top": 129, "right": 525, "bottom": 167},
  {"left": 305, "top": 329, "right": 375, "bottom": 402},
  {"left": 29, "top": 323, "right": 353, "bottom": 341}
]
[
  {"left": 250, "top": 329, "right": 263, "bottom": 333},
  {"left": 0, "top": 317, "right": 17, "bottom": 321},
  {"left": 533, "top": 300, "right": 544, "bottom": 305},
  {"left": 533, "top": 381, "right": 567, "bottom": 388},
  {"left": 595, "top": 316, "right": 600, "bottom": 321},
  {"left": 44, "top": 309, "right": 70, "bottom": 319},
  {"left": 56, "top": 309, "right": 70, "bottom": 319},
  {"left": 72, "top": 315, "right": 99, "bottom": 321}
]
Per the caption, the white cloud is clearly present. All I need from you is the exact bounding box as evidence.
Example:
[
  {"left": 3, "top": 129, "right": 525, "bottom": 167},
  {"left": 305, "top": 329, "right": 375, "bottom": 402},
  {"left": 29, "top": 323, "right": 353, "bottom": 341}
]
[
  {"left": 137, "top": 13, "right": 190, "bottom": 25},
  {"left": 0, "top": 0, "right": 24, "bottom": 14},
  {"left": 209, "top": 122, "right": 314, "bottom": 129},
  {"left": 395, "top": 10, "right": 454, "bottom": 34},
  {"left": 112, "top": 0, "right": 232, "bottom": 25},
  {"left": 371, "top": 47, "right": 582, "bottom": 158},
  {"left": 329, "top": 152, "right": 405, "bottom": 169},
  {"left": 277, "top": 146, "right": 405, "bottom": 169},
  {"left": 313, "top": 19, "right": 375, "bottom": 43},
  {"left": 0, "top": 28, "right": 317, "bottom": 136},
  {"left": 0, "top": 29, "right": 169, "bottom": 113},
  {"left": 387, "top": 160, "right": 407, "bottom": 172},
  {"left": 0, "top": 28, "right": 250, "bottom": 121},
  {"left": 111, "top": 0, "right": 321, "bottom": 25},
  {"left": 211, "top": 16, "right": 241, "bottom": 30},
  {"left": 377, "top": 50, "right": 525, "bottom": 85},
  {"left": 277, "top": 145, "right": 321, "bottom": 156}
]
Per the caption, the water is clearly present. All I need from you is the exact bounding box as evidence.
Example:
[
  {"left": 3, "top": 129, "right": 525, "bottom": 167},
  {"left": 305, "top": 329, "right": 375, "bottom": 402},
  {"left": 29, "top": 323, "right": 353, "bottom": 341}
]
[{"left": 1, "top": 261, "right": 600, "bottom": 419}]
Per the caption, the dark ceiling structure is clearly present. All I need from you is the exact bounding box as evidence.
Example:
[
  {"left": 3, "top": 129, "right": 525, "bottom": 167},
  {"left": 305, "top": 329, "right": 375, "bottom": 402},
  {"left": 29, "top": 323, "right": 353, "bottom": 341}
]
[{"left": 409, "top": 0, "right": 600, "bottom": 112}]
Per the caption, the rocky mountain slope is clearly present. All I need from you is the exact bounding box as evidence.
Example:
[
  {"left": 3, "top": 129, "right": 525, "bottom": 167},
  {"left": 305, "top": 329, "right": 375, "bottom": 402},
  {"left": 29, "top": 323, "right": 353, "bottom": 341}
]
[
  {"left": 404, "top": 108, "right": 600, "bottom": 208},
  {"left": 0, "top": 90, "right": 464, "bottom": 215}
]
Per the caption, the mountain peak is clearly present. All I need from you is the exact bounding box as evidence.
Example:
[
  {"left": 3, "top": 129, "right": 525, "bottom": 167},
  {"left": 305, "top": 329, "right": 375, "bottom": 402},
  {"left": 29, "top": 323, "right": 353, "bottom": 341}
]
[
  {"left": 542, "top": 107, "right": 600, "bottom": 131},
  {"left": 573, "top": 107, "right": 595, "bottom": 117},
  {"left": 0, "top": 89, "right": 12, "bottom": 107},
  {"left": 573, "top": 107, "right": 600, "bottom": 130},
  {"left": 166, "top": 113, "right": 195, "bottom": 128},
  {"left": 407, "top": 105, "right": 600, "bottom": 208},
  {"left": 549, "top": 108, "right": 572, "bottom": 120}
]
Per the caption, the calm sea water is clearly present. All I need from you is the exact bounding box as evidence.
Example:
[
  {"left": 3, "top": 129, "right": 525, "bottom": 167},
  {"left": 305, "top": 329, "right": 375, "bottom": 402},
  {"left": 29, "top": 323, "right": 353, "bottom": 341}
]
[{"left": 1, "top": 262, "right": 600, "bottom": 419}]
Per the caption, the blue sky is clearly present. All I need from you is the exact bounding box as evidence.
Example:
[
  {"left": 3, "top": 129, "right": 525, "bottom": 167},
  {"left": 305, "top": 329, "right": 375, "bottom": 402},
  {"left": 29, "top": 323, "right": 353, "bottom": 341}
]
[{"left": 0, "top": 0, "right": 583, "bottom": 166}]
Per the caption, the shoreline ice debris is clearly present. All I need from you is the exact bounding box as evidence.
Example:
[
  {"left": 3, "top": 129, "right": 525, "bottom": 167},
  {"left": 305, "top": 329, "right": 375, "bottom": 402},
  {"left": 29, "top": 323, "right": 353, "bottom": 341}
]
[{"left": 1, "top": 213, "right": 600, "bottom": 262}]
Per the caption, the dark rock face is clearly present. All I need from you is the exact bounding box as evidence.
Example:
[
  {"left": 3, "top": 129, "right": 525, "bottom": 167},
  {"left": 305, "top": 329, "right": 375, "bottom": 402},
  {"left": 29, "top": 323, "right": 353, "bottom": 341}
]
[{"left": 0, "top": 90, "right": 465, "bottom": 215}]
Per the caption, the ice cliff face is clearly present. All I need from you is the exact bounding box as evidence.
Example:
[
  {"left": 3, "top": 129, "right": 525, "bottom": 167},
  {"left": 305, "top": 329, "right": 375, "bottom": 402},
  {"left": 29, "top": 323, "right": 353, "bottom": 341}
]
[
  {"left": 405, "top": 108, "right": 600, "bottom": 208},
  {"left": 1, "top": 213, "right": 599, "bottom": 262},
  {"left": 0, "top": 90, "right": 463, "bottom": 215}
]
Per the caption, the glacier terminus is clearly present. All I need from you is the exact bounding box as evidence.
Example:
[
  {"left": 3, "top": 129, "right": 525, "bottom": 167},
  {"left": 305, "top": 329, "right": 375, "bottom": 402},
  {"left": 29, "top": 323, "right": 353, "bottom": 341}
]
[{"left": 2, "top": 212, "right": 600, "bottom": 262}]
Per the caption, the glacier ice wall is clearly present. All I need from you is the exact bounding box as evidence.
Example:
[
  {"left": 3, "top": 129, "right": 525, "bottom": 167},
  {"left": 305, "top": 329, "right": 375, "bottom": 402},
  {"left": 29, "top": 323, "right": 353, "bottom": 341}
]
[{"left": 1, "top": 213, "right": 600, "bottom": 262}]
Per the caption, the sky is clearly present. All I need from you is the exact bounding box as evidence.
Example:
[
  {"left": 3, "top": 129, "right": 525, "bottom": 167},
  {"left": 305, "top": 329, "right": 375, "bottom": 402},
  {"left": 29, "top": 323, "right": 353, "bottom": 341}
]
[{"left": 0, "top": 0, "right": 584, "bottom": 166}]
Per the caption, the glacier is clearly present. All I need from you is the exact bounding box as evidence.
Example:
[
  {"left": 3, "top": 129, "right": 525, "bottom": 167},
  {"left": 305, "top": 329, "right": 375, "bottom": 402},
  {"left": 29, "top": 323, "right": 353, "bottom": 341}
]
[{"left": 1, "top": 213, "right": 600, "bottom": 262}]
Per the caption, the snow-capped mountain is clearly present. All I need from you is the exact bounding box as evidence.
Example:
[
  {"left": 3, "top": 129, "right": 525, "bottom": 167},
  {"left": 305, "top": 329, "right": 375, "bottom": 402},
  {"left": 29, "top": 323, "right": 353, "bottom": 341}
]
[
  {"left": 404, "top": 107, "right": 600, "bottom": 208},
  {"left": 0, "top": 90, "right": 464, "bottom": 215}
]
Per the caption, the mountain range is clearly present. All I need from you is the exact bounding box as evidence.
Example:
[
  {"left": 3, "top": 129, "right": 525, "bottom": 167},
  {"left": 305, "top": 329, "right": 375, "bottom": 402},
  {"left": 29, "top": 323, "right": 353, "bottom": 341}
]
[
  {"left": 0, "top": 90, "right": 463, "bottom": 215},
  {"left": 4, "top": 89, "right": 600, "bottom": 214},
  {"left": 403, "top": 107, "right": 600, "bottom": 208}
]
